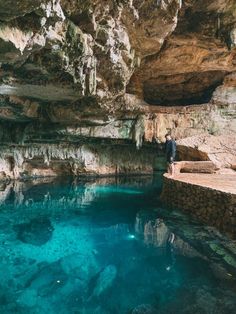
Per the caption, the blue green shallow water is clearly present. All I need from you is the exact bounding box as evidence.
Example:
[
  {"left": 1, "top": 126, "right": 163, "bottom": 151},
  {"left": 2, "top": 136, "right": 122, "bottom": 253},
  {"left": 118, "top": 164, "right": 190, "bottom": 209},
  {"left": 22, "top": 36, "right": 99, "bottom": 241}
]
[{"left": 0, "top": 174, "right": 236, "bottom": 314}]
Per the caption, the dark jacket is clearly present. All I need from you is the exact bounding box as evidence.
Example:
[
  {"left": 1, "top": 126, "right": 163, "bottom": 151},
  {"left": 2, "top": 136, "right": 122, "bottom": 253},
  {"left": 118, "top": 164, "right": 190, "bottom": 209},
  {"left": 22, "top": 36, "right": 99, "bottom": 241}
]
[{"left": 165, "top": 139, "right": 176, "bottom": 161}]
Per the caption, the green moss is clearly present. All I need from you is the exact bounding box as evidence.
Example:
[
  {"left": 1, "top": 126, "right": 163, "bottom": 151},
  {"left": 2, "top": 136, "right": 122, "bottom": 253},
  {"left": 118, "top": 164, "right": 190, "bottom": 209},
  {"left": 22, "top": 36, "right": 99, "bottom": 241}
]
[
  {"left": 209, "top": 243, "right": 236, "bottom": 269},
  {"left": 223, "top": 255, "right": 236, "bottom": 268},
  {"left": 118, "top": 121, "right": 133, "bottom": 139},
  {"left": 66, "top": 20, "right": 78, "bottom": 45},
  {"left": 209, "top": 243, "right": 225, "bottom": 256},
  {"left": 66, "top": 20, "right": 89, "bottom": 57}
]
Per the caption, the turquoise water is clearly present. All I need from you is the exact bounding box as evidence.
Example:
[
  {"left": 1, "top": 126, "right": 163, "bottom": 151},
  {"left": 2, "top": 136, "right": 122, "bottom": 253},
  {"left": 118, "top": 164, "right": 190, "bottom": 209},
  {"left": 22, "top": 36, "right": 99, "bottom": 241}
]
[{"left": 0, "top": 174, "right": 236, "bottom": 314}]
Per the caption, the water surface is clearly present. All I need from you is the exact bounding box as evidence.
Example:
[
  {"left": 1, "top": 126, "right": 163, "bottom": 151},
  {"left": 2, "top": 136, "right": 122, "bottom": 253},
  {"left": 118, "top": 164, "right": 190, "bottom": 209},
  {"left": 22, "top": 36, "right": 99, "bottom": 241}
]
[{"left": 0, "top": 174, "right": 236, "bottom": 314}]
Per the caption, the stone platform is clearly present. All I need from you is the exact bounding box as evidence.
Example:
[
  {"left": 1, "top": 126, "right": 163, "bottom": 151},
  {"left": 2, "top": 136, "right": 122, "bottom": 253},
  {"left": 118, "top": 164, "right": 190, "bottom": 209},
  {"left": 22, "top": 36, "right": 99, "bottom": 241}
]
[
  {"left": 169, "top": 173, "right": 236, "bottom": 194},
  {"left": 161, "top": 173, "right": 236, "bottom": 238}
]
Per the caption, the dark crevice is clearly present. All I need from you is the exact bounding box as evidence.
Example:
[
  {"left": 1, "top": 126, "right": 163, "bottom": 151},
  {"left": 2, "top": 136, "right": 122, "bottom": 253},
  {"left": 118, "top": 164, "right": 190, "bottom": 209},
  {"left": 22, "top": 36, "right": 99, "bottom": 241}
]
[
  {"left": 144, "top": 83, "right": 220, "bottom": 106},
  {"left": 143, "top": 70, "right": 227, "bottom": 106}
]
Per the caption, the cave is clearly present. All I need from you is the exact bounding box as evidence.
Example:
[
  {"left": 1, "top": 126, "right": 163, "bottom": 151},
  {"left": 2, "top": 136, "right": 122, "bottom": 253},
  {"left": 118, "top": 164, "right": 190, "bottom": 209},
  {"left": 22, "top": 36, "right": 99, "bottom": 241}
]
[
  {"left": 0, "top": 1, "right": 236, "bottom": 314},
  {"left": 143, "top": 70, "right": 227, "bottom": 106}
]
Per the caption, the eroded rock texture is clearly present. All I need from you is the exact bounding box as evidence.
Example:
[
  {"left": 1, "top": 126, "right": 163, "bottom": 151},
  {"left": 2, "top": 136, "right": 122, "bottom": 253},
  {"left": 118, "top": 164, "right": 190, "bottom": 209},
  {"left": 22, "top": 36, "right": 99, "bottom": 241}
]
[{"left": 0, "top": 0, "right": 235, "bottom": 178}]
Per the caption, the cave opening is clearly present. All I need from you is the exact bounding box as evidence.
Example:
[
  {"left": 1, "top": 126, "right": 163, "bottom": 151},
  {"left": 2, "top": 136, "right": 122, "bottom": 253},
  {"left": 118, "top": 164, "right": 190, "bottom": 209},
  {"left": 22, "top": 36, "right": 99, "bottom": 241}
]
[{"left": 142, "top": 70, "right": 227, "bottom": 106}]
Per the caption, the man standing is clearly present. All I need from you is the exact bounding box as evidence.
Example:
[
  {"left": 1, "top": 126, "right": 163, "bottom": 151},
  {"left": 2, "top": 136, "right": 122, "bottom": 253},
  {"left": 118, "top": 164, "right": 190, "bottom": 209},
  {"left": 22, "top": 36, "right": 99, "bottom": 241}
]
[{"left": 165, "top": 133, "right": 176, "bottom": 177}]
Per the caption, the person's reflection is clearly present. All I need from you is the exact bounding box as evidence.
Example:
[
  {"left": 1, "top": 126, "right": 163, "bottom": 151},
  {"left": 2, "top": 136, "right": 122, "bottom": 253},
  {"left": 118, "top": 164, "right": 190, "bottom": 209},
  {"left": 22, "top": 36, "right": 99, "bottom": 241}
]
[
  {"left": 144, "top": 218, "right": 169, "bottom": 247},
  {"left": 165, "top": 232, "right": 176, "bottom": 271},
  {"left": 141, "top": 216, "right": 176, "bottom": 271}
]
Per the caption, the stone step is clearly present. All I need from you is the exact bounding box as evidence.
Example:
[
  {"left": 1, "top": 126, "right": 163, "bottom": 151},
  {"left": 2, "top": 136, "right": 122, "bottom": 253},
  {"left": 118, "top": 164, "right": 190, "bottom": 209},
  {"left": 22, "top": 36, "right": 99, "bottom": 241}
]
[{"left": 175, "top": 161, "right": 218, "bottom": 174}]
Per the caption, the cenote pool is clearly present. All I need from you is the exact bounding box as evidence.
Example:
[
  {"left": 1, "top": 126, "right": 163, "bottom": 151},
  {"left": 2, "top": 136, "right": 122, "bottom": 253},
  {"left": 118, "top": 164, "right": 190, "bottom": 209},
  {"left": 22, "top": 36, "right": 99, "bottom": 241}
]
[{"left": 0, "top": 174, "right": 236, "bottom": 314}]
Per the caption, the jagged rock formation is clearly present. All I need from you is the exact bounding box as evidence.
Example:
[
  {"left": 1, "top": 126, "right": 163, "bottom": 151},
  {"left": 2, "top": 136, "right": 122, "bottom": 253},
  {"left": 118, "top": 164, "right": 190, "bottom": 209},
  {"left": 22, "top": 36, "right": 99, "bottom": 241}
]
[
  {"left": 177, "top": 134, "right": 236, "bottom": 168},
  {"left": 0, "top": 143, "right": 156, "bottom": 178},
  {"left": 0, "top": 0, "right": 235, "bottom": 178}
]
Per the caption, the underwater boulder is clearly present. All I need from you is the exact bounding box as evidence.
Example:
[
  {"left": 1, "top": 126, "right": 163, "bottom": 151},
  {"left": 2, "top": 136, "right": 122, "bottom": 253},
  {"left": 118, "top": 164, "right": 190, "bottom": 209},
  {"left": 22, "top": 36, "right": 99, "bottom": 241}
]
[
  {"left": 26, "top": 261, "right": 67, "bottom": 297},
  {"left": 17, "top": 289, "right": 38, "bottom": 307},
  {"left": 89, "top": 264, "right": 117, "bottom": 298},
  {"left": 60, "top": 252, "right": 99, "bottom": 283},
  {"left": 131, "top": 304, "right": 157, "bottom": 314},
  {"left": 14, "top": 218, "right": 54, "bottom": 246}
]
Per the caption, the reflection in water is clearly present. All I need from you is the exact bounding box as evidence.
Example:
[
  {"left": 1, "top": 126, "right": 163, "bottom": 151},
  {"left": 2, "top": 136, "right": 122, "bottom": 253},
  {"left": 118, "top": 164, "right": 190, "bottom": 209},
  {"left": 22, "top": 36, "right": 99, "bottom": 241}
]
[
  {"left": 136, "top": 214, "right": 169, "bottom": 247},
  {"left": 135, "top": 213, "right": 177, "bottom": 270},
  {"left": 0, "top": 175, "right": 156, "bottom": 209},
  {"left": 0, "top": 175, "right": 236, "bottom": 314},
  {"left": 165, "top": 234, "right": 175, "bottom": 271}
]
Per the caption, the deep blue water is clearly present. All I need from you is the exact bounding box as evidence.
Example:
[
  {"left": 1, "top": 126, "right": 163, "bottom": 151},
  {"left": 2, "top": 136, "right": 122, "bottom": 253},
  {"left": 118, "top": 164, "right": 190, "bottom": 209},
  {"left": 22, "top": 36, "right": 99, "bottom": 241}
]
[{"left": 0, "top": 174, "right": 236, "bottom": 314}]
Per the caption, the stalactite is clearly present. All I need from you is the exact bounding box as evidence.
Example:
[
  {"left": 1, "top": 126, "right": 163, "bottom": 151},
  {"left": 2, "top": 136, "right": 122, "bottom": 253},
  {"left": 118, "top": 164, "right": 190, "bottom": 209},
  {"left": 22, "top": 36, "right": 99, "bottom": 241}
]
[{"left": 134, "top": 115, "right": 145, "bottom": 149}]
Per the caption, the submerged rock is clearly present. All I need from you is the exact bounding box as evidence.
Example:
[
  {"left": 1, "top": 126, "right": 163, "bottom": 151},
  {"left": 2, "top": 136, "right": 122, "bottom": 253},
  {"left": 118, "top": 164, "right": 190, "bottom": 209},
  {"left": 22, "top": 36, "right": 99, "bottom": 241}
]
[
  {"left": 14, "top": 218, "right": 54, "bottom": 246},
  {"left": 60, "top": 252, "right": 99, "bottom": 283},
  {"left": 89, "top": 264, "right": 117, "bottom": 298},
  {"left": 131, "top": 304, "right": 157, "bottom": 314},
  {"left": 17, "top": 288, "right": 38, "bottom": 307},
  {"left": 26, "top": 261, "right": 67, "bottom": 297}
]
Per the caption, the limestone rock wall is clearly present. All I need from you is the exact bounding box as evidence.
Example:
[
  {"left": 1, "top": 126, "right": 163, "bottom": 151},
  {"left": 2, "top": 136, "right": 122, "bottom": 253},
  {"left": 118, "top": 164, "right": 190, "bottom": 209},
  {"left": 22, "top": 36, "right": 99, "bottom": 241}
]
[
  {"left": 177, "top": 135, "right": 236, "bottom": 169},
  {"left": 0, "top": 143, "right": 160, "bottom": 180},
  {"left": 0, "top": 0, "right": 235, "bottom": 177}
]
